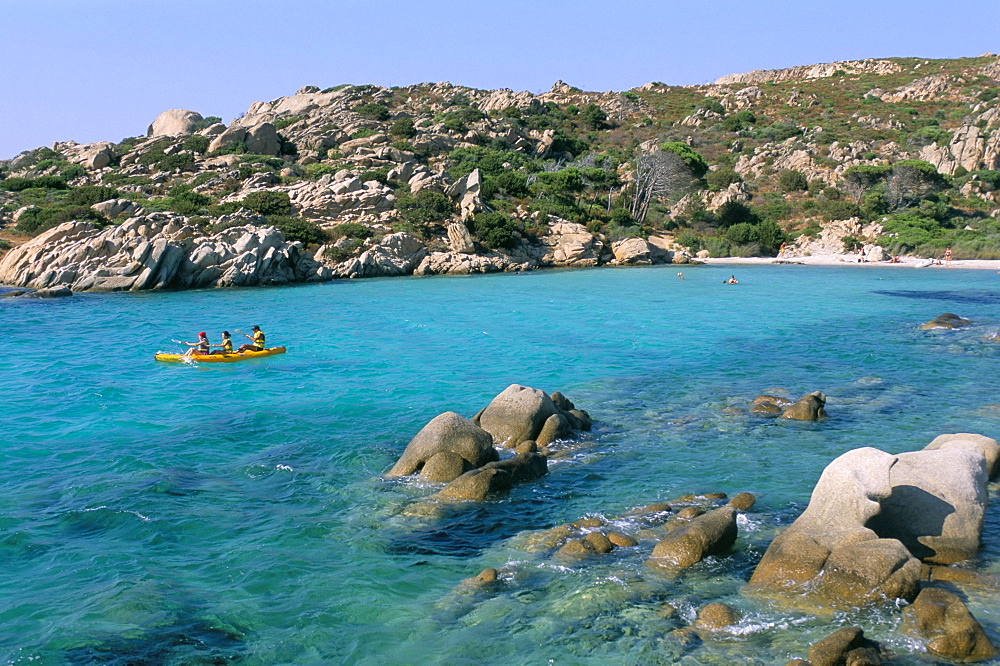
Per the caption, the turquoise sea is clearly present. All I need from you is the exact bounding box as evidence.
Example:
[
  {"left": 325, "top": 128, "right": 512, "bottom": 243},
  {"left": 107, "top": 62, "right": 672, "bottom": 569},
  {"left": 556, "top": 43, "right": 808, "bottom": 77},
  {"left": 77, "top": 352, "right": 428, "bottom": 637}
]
[{"left": 3, "top": 263, "right": 1000, "bottom": 664}]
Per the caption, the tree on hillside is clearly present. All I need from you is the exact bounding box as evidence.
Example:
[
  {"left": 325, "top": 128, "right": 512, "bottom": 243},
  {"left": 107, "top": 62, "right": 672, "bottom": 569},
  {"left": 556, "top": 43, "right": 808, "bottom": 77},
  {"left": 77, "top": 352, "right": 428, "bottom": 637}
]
[
  {"left": 629, "top": 150, "right": 694, "bottom": 224},
  {"left": 841, "top": 165, "right": 890, "bottom": 203},
  {"left": 885, "top": 160, "right": 947, "bottom": 211}
]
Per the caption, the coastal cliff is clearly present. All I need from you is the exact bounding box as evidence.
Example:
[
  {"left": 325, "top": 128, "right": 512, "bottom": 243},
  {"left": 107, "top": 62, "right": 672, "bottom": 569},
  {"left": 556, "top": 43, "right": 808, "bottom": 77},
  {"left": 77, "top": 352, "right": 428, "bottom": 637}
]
[{"left": 2, "top": 54, "right": 1000, "bottom": 290}]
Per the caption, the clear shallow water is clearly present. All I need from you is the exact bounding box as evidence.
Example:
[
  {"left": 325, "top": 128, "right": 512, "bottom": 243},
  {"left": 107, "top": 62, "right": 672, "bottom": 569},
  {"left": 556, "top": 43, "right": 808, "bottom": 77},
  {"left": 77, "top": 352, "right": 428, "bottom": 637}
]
[{"left": 2, "top": 264, "right": 1000, "bottom": 664}]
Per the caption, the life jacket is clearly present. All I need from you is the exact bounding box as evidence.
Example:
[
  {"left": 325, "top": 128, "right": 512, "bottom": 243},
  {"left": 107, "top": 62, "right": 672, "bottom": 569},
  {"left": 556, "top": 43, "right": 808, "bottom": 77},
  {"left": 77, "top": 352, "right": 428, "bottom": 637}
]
[
  {"left": 221, "top": 337, "right": 233, "bottom": 353},
  {"left": 253, "top": 330, "right": 265, "bottom": 350},
  {"left": 198, "top": 338, "right": 210, "bottom": 353}
]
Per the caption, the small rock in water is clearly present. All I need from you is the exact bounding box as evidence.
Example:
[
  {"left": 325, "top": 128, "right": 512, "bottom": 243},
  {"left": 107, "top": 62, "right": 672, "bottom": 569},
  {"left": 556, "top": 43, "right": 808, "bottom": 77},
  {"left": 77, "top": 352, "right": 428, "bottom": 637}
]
[{"left": 693, "top": 602, "right": 740, "bottom": 631}]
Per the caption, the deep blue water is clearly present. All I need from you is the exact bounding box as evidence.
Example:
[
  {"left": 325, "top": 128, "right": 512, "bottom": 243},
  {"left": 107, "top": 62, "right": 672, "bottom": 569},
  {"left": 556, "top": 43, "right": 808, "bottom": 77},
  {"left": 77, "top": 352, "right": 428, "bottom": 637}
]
[{"left": 2, "top": 264, "right": 1000, "bottom": 664}]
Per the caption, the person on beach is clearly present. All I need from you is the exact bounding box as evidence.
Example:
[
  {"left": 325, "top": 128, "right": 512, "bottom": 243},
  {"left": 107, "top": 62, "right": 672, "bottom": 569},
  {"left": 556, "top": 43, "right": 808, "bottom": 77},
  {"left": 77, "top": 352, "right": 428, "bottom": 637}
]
[
  {"left": 778, "top": 242, "right": 786, "bottom": 257},
  {"left": 183, "top": 332, "right": 211, "bottom": 357},
  {"left": 944, "top": 247, "right": 952, "bottom": 266},
  {"left": 212, "top": 331, "right": 233, "bottom": 355},
  {"left": 237, "top": 325, "right": 266, "bottom": 353}
]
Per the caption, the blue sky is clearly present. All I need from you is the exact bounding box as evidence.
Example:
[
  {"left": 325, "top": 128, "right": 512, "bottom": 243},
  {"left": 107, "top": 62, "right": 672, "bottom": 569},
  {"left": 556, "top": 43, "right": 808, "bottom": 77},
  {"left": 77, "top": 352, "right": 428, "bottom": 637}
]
[{"left": 2, "top": 0, "right": 998, "bottom": 160}]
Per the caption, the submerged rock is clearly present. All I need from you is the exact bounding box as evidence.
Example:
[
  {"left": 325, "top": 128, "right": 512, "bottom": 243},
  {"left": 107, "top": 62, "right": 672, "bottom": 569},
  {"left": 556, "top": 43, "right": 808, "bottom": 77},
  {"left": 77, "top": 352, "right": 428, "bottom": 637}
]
[
  {"left": 647, "top": 506, "right": 738, "bottom": 570},
  {"left": 807, "top": 627, "right": 885, "bottom": 666},
  {"left": 920, "top": 312, "right": 971, "bottom": 330},
  {"left": 902, "top": 587, "right": 997, "bottom": 662},
  {"left": 780, "top": 391, "right": 827, "bottom": 421}
]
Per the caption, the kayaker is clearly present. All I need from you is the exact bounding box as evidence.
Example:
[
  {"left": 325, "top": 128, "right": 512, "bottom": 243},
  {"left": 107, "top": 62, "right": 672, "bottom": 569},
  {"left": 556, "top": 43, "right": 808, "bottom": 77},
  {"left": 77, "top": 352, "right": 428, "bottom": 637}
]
[
  {"left": 237, "top": 325, "right": 266, "bottom": 353},
  {"left": 183, "top": 332, "right": 211, "bottom": 357},
  {"left": 212, "top": 331, "right": 233, "bottom": 355}
]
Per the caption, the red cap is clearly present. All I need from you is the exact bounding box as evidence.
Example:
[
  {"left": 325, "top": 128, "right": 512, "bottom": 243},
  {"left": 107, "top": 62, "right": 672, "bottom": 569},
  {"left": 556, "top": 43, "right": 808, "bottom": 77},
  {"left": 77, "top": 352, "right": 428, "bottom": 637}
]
[{"left": 199, "top": 332, "right": 206, "bottom": 337}]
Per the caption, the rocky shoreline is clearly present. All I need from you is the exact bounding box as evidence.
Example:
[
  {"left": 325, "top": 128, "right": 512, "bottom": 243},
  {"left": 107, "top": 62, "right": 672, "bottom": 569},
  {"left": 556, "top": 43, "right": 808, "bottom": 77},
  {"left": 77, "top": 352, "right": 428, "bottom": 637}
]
[{"left": 386, "top": 383, "right": 1000, "bottom": 664}]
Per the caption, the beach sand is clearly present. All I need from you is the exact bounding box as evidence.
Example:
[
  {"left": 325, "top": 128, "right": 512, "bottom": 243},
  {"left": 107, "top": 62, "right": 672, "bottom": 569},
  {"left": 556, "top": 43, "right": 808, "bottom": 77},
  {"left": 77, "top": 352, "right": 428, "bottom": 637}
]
[{"left": 702, "top": 254, "right": 1000, "bottom": 271}]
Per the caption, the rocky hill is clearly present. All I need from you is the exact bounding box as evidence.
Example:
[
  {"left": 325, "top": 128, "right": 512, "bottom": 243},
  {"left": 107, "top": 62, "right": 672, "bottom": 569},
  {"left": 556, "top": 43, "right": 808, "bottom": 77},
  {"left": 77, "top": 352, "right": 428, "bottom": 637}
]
[{"left": 2, "top": 54, "right": 999, "bottom": 290}]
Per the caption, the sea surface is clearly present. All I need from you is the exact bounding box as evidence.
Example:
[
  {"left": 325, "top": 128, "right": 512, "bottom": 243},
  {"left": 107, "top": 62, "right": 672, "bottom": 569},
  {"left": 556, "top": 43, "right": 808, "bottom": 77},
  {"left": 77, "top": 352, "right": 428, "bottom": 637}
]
[{"left": 2, "top": 264, "right": 1000, "bottom": 665}]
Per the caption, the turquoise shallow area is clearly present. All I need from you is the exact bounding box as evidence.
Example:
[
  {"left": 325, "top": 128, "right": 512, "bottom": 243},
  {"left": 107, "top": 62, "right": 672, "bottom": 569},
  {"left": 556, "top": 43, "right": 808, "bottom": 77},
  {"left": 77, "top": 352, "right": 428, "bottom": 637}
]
[{"left": 2, "top": 264, "right": 1000, "bottom": 664}]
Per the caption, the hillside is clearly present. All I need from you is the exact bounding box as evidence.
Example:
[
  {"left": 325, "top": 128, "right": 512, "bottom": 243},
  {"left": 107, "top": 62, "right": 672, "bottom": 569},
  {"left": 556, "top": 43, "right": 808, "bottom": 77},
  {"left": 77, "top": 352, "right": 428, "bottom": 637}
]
[{"left": 2, "top": 54, "right": 1000, "bottom": 289}]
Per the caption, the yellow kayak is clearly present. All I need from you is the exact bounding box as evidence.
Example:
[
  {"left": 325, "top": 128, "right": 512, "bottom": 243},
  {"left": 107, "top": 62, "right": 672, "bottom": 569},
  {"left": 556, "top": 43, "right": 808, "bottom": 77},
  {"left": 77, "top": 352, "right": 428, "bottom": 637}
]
[{"left": 155, "top": 346, "right": 287, "bottom": 363}]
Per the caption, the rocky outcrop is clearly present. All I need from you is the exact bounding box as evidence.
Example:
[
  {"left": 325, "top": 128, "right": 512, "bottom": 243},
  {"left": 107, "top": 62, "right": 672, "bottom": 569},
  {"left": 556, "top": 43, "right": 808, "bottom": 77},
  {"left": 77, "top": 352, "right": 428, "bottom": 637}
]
[
  {"left": 207, "top": 122, "right": 281, "bottom": 156},
  {"left": 752, "top": 434, "right": 1000, "bottom": 608},
  {"left": 749, "top": 447, "right": 922, "bottom": 608},
  {"left": 788, "top": 218, "right": 884, "bottom": 257},
  {"left": 147, "top": 109, "right": 204, "bottom": 137},
  {"left": 63, "top": 141, "right": 119, "bottom": 170},
  {"left": 474, "top": 384, "right": 591, "bottom": 448},
  {"left": 715, "top": 59, "right": 900, "bottom": 85},
  {"left": 386, "top": 411, "right": 497, "bottom": 482},
  {"left": 332, "top": 232, "right": 426, "bottom": 279},
  {"left": 0, "top": 217, "right": 330, "bottom": 291},
  {"left": 285, "top": 173, "right": 396, "bottom": 220},
  {"left": 867, "top": 433, "right": 997, "bottom": 564},
  {"left": 902, "top": 587, "right": 998, "bottom": 662}
]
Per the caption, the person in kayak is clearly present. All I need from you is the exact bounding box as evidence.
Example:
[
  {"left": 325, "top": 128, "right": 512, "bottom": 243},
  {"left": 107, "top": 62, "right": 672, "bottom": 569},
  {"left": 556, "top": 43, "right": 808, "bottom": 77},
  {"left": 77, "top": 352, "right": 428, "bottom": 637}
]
[
  {"left": 212, "top": 331, "right": 233, "bottom": 355},
  {"left": 183, "top": 332, "right": 211, "bottom": 357},
  {"left": 237, "top": 325, "right": 265, "bottom": 353}
]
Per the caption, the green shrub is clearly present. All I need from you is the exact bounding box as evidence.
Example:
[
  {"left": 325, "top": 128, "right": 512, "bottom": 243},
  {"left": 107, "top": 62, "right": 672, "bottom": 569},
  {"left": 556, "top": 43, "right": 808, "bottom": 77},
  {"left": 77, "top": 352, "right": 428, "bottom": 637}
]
[
  {"left": 822, "top": 199, "right": 863, "bottom": 221},
  {"left": 268, "top": 216, "right": 328, "bottom": 246},
  {"left": 705, "top": 167, "right": 742, "bottom": 191},
  {"left": 182, "top": 134, "right": 210, "bottom": 153},
  {"left": 350, "top": 128, "right": 379, "bottom": 140},
  {"left": 64, "top": 185, "right": 121, "bottom": 206},
  {"left": 660, "top": 142, "right": 708, "bottom": 177},
  {"left": 676, "top": 229, "right": 701, "bottom": 252},
  {"left": 359, "top": 167, "right": 391, "bottom": 185},
  {"left": 303, "top": 162, "right": 342, "bottom": 179},
  {"left": 389, "top": 117, "right": 417, "bottom": 138},
  {"left": 60, "top": 164, "right": 87, "bottom": 180},
  {"left": 579, "top": 104, "right": 607, "bottom": 130},
  {"left": 353, "top": 103, "right": 390, "bottom": 120},
  {"left": 240, "top": 191, "right": 292, "bottom": 216},
  {"left": 273, "top": 116, "right": 303, "bottom": 130},
  {"left": 1, "top": 175, "right": 68, "bottom": 191},
  {"left": 330, "top": 222, "right": 373, "bottom": 240},
  {"left": 715, "top": 201, "right": 759, "bottom": 229},
  {"left": 779, "top": 170, "right": 808, "bottom": 192},
  {"left": 722, "top": 110, "right": 757, "bottom": 132},
  {"left": 395, "top": 190, "right": 455, "bottom": 226},
  {"left": 1, "top": 177, "right": 35, "bottom": 191},
  {"left": 211, "top": 140, "right": 249, "bottom": 156},
  {"left": 701, "top": 98, "right": 726, "bottom": 114},
  {"left": 468, "top": 212, "right": 518, "bottom": 249},
  {"left": 14, "top": 205, "right": 106, "bottom": 236},
  {"left": 701, "top": 235, "right": 732, "bottom": 257}
]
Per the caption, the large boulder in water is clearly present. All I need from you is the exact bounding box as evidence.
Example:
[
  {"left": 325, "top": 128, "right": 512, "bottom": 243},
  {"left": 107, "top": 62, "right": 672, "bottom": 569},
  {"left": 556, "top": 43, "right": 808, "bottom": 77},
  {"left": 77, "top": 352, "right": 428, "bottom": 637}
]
[
  {"left": 749, "top": 447, "right": 922, "bottom": 607},
  {"left": 780, "top": 391, "right": 827, "bottom": 421},
  {"left": 386, "top": 411, "right": 497, "bottom": 481},
  {"left": 867, "top": 433, "right": 996, "bottom": 564},
  {"left": 474, "top": 384, "right": 590, "bottom": 448}
]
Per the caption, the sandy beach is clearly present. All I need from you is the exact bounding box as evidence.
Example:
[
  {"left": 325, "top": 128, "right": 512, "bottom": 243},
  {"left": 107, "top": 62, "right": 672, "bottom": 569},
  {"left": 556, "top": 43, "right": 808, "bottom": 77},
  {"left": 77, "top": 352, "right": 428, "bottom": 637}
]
[{"left": 702, "top": 254, "right": 1000, "bottom": 271}]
